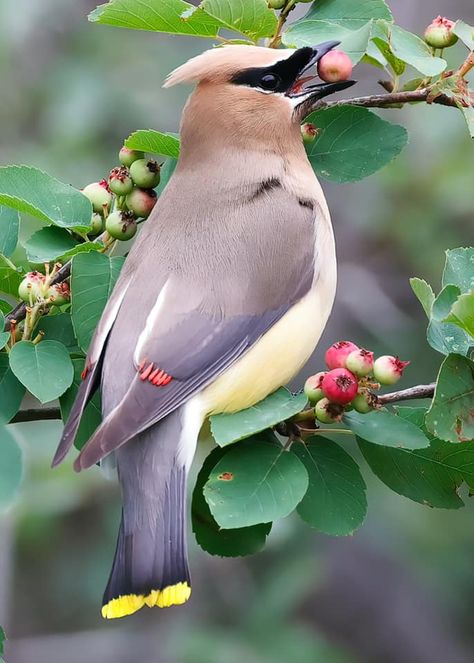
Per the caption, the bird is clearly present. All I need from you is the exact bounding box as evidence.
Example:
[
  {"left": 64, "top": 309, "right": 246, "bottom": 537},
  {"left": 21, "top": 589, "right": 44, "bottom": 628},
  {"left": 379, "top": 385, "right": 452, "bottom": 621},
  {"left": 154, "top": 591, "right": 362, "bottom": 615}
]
[{"left": 52, "top": 41, "right": 355, "bottom": 619}]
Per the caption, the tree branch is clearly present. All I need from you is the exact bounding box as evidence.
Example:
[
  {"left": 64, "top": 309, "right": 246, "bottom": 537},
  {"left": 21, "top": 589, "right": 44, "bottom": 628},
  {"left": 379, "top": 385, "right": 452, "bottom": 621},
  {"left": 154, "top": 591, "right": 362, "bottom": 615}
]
[
  {"left": 309, "top": 88, "right": 460, "bottom": 113},
  {"left": 376, "top": 383, "right": 436, "bottom": 405}
]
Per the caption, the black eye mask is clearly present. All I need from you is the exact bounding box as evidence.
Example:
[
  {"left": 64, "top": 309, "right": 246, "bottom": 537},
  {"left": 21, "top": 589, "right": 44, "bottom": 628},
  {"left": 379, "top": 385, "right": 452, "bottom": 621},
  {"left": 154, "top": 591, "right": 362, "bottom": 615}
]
[{"left": 230, "top": 47, "right": 315, "bottom": 94}]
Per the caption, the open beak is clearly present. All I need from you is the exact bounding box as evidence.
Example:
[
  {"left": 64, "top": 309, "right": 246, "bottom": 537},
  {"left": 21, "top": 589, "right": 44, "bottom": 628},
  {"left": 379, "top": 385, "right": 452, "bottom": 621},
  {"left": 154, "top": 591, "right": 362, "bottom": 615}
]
[{"left": 286, "top": 41, "right": 356, "bottom": 103}]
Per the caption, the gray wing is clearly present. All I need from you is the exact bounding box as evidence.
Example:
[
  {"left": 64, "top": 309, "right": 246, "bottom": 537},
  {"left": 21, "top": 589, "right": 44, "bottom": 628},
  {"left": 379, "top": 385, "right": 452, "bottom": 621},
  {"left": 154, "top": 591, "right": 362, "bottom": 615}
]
[{"left": 66, "top": 177, "right": 319, "bottom": 470}]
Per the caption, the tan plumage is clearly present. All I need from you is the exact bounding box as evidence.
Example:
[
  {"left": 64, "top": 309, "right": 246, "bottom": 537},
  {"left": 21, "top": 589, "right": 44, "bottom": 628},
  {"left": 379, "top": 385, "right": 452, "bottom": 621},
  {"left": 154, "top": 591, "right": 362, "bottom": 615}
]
[{"left": 53, "top": 42, "right": 352, "bottom": 619}]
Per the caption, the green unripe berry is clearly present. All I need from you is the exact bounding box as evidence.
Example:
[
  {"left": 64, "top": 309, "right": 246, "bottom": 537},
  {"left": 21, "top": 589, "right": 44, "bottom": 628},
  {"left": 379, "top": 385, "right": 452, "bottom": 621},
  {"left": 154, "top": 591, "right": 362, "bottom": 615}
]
[
  {"left": 119, "top": 146, "right": 145, "bottom": 168},
  {"left": 304, "top": 371, "right": 326, "bottom": 404},
  {"left": 424, "top": 16, "right": 458, "bottom": 48},
  {"left": 105, "top": 211, "right": 138, "bottom": 241},
  {"left": 267, "top": 0, "right": 286, "bottom": 9},
  {"left": 47, "top": 282, "right": 70, "bottom": 307},
  {"left": 18, "top": 271, "right": 46, "bottom": 302},
  {"left": 89, "top": 213, "right": 104, "bottom": 236},
  {"left": 129, "top": 159, "right": 161, "bottom": 189},
  {"left": 315, "top": 398, "right": 343, "bottom": 424},
  {"left": 108, "top": 166, "right": 133, "bottom": 196},
  {"left": 351, "top": 391, "right": 374, "bottom": 414},
  {"left": 301, "top": 122, "right": 318, "bottom": 145},
  {"left": 82, "top": 181, "right": 112, "bottom": 214}
]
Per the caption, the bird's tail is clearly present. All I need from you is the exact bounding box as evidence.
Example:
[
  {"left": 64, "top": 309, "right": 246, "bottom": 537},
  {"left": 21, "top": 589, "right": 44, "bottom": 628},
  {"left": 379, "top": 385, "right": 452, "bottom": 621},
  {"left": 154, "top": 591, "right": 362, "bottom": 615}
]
[{"left": 101, "top": 412, "right": 193, "bottom": 619}]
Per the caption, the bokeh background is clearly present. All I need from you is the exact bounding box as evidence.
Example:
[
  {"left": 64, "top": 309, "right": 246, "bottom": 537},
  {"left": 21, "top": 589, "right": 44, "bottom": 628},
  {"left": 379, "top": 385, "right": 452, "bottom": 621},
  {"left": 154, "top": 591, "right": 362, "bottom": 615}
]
[{"left": 1, "top": 1, "right": 473, "bottom": 661}]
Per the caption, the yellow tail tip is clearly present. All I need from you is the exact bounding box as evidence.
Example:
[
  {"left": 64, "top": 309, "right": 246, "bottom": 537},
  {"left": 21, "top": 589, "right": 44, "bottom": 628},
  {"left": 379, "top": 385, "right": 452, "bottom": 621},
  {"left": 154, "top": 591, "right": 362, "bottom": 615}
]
[{"left": 101, "top": 582, "right": 191, "bottom": 619}]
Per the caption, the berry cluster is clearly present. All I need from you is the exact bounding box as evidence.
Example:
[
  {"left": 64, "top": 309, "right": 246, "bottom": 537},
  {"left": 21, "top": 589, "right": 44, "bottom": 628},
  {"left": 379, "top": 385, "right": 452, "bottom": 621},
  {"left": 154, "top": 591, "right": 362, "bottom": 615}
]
[
  {"left": 82, "top": 146, "right": 159, "bottom": 242},
  {"left": 18, "top": 268, "right": 70, "bottom": 307},
  {"left": 304, "top": 341, "right": 410, "bottom": 424}
]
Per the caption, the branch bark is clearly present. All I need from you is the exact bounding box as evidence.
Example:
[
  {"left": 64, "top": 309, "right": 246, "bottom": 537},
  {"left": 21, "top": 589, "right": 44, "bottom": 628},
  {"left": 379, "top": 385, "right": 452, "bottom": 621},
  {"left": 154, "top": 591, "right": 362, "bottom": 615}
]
[
  {"left": 309, "top": 88, "right": 460, "bottom": 113},
  {"left": 376, "top": 383, "right": 436, "bottom": 405}
]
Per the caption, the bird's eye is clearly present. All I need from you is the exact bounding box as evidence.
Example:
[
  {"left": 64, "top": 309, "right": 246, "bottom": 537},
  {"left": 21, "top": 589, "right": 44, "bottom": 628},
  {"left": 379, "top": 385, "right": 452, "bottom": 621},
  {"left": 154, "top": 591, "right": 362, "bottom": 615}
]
[{"left": 259, "top": 73, "right": 281, "bottom": 90}]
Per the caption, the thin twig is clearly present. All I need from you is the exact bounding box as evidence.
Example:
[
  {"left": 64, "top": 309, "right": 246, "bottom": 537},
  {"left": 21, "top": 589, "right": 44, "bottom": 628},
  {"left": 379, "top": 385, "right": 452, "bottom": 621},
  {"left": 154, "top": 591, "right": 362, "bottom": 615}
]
[{"left": 376, "top": 383, "right": 436, "bottom": 405}]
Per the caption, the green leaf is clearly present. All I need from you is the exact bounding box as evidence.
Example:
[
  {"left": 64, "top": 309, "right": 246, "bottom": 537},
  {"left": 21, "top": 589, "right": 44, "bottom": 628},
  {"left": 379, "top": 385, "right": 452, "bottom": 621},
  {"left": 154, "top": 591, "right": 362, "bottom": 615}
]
[
  {"left": 156, "top": 159, "right": 177, "bottom": 195},
  {"left": 344, "top": 409, "right": 429, "bottom": 449},
  {"left": 203, "top": 435, "right": 309, "bottom": 528},
  {"left": 360, "top": 406, "right": 474, "bottom": 509},
  {"left": 0, "top": 206, "right": 19, "bottom": 257},
  {"left": 444, "top": 292, "right": 474, "bottom": 339},
  {"left": 0, "top": 353, "right": 26, "bottom": 424},
  {"left": 201, "top": 0, "right": 277, "bottom": 40},
  {"left": 409, "top": 277, "right": 435, "bottom": 317},
  {"left": 304, "top": 106, "right": 408, "bottom": 183},
  {"left": 24, "top": 226, "right": 102, "bottom": 263},
  {"left": 60, "top": 358, "right": 102, "bottom": 451},
  {"left": 442, "top": 248, "right": 474, "bottom": 293},
  {"left": 125, "top": 130, "right": 180, "bottom": 159},
  {"left": 71, "top": 252, "right": 124, "bottom": 353},
  {"left": 210, "top": 388, "right": 307, "bottom": 447},
  {"left": 0, "top": 254, "right": 23, "bottom": 297},
  {"left": 192, "top": 446, "right": 271, "bottom": 556},
  {"left": 0, "top": 165, "right": 92, "bottom": 229},
  {"left": 0, "top": 425, "right": 22, "bottom": 508},
  {"left": 427, "top": 285, "right": 471, "bottom": 356},
  {"left": 460, "top": 106, "right": 474, "bottom": 139},
  {"left": 89, "top": 0, "right": 224, "bottom": 37},
  {"left": 9, "top": 340, "right": 74, "bottom": 404},
  {"left": 425, "top": 353, "right": 474, "bottom": 443},
  {"left": 283, "top": 21, "right": 372, "bottom": 65},
  {"left": 0, "top": 626, "right": 5, "bottom": 655},
  {"left": 371, "top": 36, "right": 405, "bottom": 75},
  {"left": 293, "top": 437, "right": 367, "bottom": 536},
  {"left": 453, "top": 20, "right": 474, "bottom": 50},
  {"left": 34, "top": 313, "right": 80, "bottom": 352},
  {"left": 0, "top": 312, "right": 7, "bottom": 349},
  {"left": 0, "top": 301, "right": 11, "bottom": 315},
  {"left": 378, "top": 22, "right": 446, "bottom": 77},
  {"left": 302, "top": 0, "right": 392, "bottom": 30}
]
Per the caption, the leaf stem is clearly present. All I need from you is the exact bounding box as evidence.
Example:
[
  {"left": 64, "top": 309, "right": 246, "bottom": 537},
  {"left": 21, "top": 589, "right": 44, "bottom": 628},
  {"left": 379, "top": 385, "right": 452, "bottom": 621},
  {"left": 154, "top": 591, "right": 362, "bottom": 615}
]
[{"left": 268, "top": 0, "right": 297, "bottom": 49}]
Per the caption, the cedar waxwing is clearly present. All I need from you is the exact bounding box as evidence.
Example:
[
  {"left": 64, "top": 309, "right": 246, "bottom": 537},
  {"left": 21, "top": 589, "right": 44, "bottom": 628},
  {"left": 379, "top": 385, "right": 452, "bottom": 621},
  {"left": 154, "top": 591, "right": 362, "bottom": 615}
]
[{"left": 52, "top": 42, "right": 355, "bottom": 619}]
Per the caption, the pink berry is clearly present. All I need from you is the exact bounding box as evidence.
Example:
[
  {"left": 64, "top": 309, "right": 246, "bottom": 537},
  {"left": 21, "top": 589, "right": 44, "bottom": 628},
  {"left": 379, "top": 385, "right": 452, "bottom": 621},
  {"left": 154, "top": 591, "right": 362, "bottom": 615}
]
[
  {"left": 317, "top": 50, "right": 353, "bottom": 83},
  {"left": 345, "top": 348, "right": 374, "bottom": 377},
  {"left": 321, "top": 368, "right": 359, "bottom": 405},
  {"left": 373, "top": 355, "right": 410, "bottom": 386},
  {"left": 315, "top": 398, "right": 344, "bottom": 424},
  {"left": 304, "top": 371, "right": 326, "bottom": 404},
  {"left": 126, "top": 187, "right": 157, "bottom": 218},
  {"left": 424, "top": 16, "right": 458, "bottom": 48},
  {"left": 325, "top": 340, "right": 359, "bottom": 370}
]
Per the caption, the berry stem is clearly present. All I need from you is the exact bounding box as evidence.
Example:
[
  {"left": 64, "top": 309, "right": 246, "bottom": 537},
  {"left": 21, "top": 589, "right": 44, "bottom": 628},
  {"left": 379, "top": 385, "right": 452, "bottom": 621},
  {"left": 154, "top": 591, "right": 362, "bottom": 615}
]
[
  {"left": 268, "top": 0, "right": 297, "bottom": 49},
  {"left": 457, "top": 51, "right": 474, "bottom": 79}
]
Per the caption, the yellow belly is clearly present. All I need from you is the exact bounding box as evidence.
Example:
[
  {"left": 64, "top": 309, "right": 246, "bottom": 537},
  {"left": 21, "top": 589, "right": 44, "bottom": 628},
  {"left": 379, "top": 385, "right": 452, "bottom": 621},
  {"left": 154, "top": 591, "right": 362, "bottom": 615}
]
[{"left": 200, "top": 279, "right": 335, "bottom": 415}]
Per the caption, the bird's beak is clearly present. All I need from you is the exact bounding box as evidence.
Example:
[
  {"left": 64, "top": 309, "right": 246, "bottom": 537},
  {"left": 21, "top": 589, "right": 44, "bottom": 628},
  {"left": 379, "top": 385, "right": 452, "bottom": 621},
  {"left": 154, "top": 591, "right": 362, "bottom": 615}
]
[{"left": 286, "top": 41, "right": 356, "bottom": 104}]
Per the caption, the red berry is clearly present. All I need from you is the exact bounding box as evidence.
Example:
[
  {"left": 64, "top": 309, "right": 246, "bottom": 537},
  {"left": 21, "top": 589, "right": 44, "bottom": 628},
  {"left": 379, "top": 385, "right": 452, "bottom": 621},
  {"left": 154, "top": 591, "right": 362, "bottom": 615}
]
[
  {"left": 126, "top": 187, "right": 157, "bottom": 218},
  {"left": 424, "top": 16, "right": 458, "bottom": 48},
  {"left": 315, "top": 398, "right": 344, "bottom": 424},
  {"left": 304, "top": 371, "right": 326, "bottom": 404},
  {"left": 373, "top": 355, "right": 410, "bottom": 385},
  {"left": 317, "top": 50, "right": 353, "bottom": 83},
  {"left": 321, "top": 368, "right": 359, "bottom": 405},
  {"left": 345, "top": 348, "right": 374, "bottom": 377},
  {"left": 82, "top": 181, "right": 112, "bottom": 214},
  {"left": 119, "top": 146, "right": 144, "bottom": 168},
  {"left": 325, "top": 340, "right": 359, "bottom": 370},
  {"left": 108, "top": 166, "right": 133, "bottom": 196}
]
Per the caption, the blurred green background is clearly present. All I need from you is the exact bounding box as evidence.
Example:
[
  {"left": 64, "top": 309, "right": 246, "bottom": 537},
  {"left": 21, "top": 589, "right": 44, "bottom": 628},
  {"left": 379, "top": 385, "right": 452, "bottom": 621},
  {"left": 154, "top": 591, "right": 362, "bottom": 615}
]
[{"left": 1, "top": 1, "right": 474, "bottom": 661}]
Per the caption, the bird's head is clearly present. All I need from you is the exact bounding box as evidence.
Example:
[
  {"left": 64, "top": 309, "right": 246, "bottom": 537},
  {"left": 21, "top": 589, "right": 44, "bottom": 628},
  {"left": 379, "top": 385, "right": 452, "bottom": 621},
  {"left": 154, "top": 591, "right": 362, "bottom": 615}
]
[{"left": 164, "top": 43, "right": 355, "bottom": 149}]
